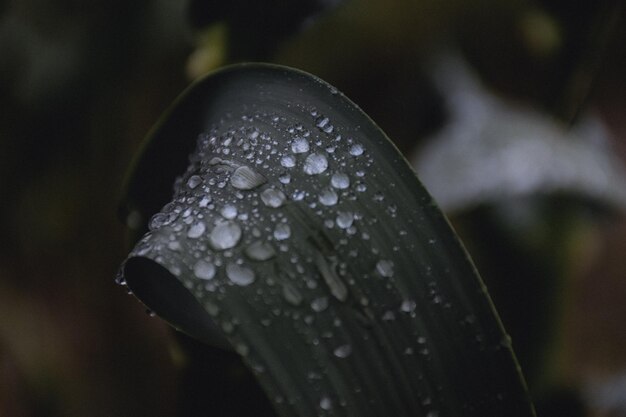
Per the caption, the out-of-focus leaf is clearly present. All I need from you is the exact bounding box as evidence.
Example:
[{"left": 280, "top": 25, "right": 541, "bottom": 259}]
[
  {"left": 188, "top": 0, "right": 343, "bottom": 60},
  {"left": 412, "top": 52, "right": 626, "bottom": 214},
  {"left": 118, "top": 63, "right": 535, "bottom": 416}
]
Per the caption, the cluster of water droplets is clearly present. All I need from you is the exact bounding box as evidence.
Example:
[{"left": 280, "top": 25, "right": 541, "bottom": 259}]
[{"left": 120, "top": 103, "right": 457, "bottom": 417}]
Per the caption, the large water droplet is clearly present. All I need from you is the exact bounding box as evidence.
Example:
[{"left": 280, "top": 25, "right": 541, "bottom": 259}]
[
  {"left": 291, "top": 137, "right": 310, "bottom": 154},
  {"left": 273, "top": 223, "right": 291, "bottom": 240},
  {"left": 318, "top": 187, "right": 338, "bottom": 206},
  {"left": 209, "top": 221, "right": 242, "bottom": 250},
  {"left": 330, "top": 172, "right": 350, "bottom": 189},
  {"left": 336, "top": 212, "right": 354, "bottom": 229},
  {"left": 245, "top": 240, "right": 276, "bottom": 261},
  {"left": 193, "top": 260, "right": 216, "bottom": 280},
  {"left": 333, "top": 344, "right": 352, "bottom": 358},
  {"left": 376, "top": 260, "right": 394, "bottom": 277},
  {"left": 226, "top": 262, "right": 255, "bottom": 286},
  {"left": 280, "top": 155, "right": 296, "bottom": 168},
  {"left": 230, "top": 166, "right": 267, "bottom": 190},
  {"left": 260, "top": 188, "right": 287, "bottom": 208},
  {"left": 303, "top": 153, "right": 328, "bottom": 175},
  {"left": 187, "top": 221, "right": 206, "bottom": 238}
]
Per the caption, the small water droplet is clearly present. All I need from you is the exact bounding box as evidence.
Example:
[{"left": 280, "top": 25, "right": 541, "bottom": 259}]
[
  {"left": 319, "top": 396, "right": 333, "bottom": 411},
  {"left": 235, "top": 342, "right": 249, "bottom": 356},
  {"left": 400, "top": 299, "right": 417, "bottom": 313},
  {"left": 220, "top": 204, "right": 238, "bottom": 219},
  {"left": 318, "top": 187, "right": 338, "bottom": 206},
  {"left": 349, "top": 143, "right": 364, "bottom": 156},
  {"left": 187, "top": 175, "right": 202, "bottom": 189},
  {"left": 260, "top": 188, "right": 287, "bottom": 208},
  {"left": 303, "top": 153, "right": 328, "bottom": 175},
  {"left": 226, "top": 262, "right": 255, "bottom": 286},
  {"left": 280, "top": 154, "right": 296, "bottom": 168},
  {"left": 245, "top": 240, "right": 276, "bottom": 261},
  {"left": 331, "top": 172, "right": 350, "bottom": 189},
  {"left": 273, "top": 223, "right": 291, "bottom": 240},
  {"left": 282, "top": 282, "right": 303, "bottom": 306},
  {"left": 209, "top": 221, "right": 242, "bottom": 250},
  {"left": 291, "top": 137, "right": 310, "bottom": 153},
  {"left": 376, "top": 260, "right": 394, "bottom": 277},
  {"left": 230, "top": 165, "right": 267, "bottom": 190},
  {"left": 333, "top": 344, "right": 352, "bottom": 358},
  {"left": 193, "top": 259, "right": 216, "bottom": 280},
  {"left": 199, "top": 196, "right": 212, "bottom": 207},
  {"left": 278, "top": 173, "right": 291, "bottom": 184},
  {"left": 311, "top": 296, "right": 329, "bottom": 312},
  {"left": 336, "top": 211, "right": 354, "bottom": 229},
  {"left": 187, "top": 221, "right": 206, "bottom": 238}
]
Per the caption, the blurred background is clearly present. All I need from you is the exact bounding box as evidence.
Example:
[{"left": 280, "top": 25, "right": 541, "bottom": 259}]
[{"left": 1, "top": 0, "right": 625, "bottom": 416}]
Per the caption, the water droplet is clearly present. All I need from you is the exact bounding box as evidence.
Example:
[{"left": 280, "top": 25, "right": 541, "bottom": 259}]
[
  {"left": 336, "top": 211, "right": 354, "bottom": 229},
  {"left": 245, "top": 240, "right": 276, "bottom": 261},
  {"left": 349, "top": 143, "right": 364, "bottom": 156},
  {"left": 318, "top": 187, "right": 338, "bottom": 206},
  {"left": 278, "top": 173, "right": 291, "bottom": 184},
  {"left": 220, "top": 204, "right": 238, "bottom": 219},
  {"left": 187, "top": 175, "right": 202, "bottom": 189},
  {"left": 199, "top": 196, "right": 211, "bottom": 207},
  {"left": 401, "top": 299, "right": 417, "bottom": 313},
  {"left": 330, "top": 172, "right": 350, "bottom": 189},
  {"left": 193, "top": 259, "right": 216, "bottom": 280},
  {"left": 315, "top": 255, "right": 347, "bottom": 301},
  {"left": 303, "top": 153, "right": 328, "bottom": 175},
  {"left": 333, "top": 344, "right": 352, "bottom": 358},
  {"left": 209, "top": 221, "right": 242, "bottom": 250},
  {"left": 226, "top": 262, "right": 255, "bottom": 286},
  {"left": 376, "top": 260, "right": 394, "bottom": 277},
  {"left": 260, "top": 188, "right": 286, "bottom": 208},
  {"left": 282, "top": 282, "right": 303, "bottom": 306},
  {"left": 280, "top": 154, "right": 296, "bottom": 168},
  {"left": 230, "top": 165, "right": 267, "bottom": 190},
  {"left": 315, "top": 116, "right": 334, "bottom": 133},
  {"left": 291, "top": 137, "right": 310, "bottom": 153},
  {"left": 311, "top": 296, "right": 329, "bottom": 312},
  {"left": 319, "top": 396, "right": 333, "bottom": 411},
  {"left": 187, "top": 221, "right": 206, "bottom": 238},
  {"left": 235, "top": 342, "right": 249, "bottom": 356},
  {"left": 273, "top": 223, "right": 291, "bottom": 240}
]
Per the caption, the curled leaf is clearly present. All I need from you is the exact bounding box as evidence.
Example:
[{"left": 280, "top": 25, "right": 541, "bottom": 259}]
[{"left": 119, "top": 64, "right": 535, "bottom": 416}]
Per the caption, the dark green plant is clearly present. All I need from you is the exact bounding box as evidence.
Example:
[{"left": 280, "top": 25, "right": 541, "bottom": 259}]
[{"left": 118, "top": 64, "right": 535, "bottom": 416}]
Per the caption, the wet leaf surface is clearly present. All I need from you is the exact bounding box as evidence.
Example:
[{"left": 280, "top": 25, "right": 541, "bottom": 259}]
[{"left": 119, "top": 64, "right": 535, "bottom": 417}]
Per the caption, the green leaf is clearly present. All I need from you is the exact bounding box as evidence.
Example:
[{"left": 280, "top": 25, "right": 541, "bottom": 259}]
[{"left": 118, "top": 63, "right": 536, "bottom": 416}]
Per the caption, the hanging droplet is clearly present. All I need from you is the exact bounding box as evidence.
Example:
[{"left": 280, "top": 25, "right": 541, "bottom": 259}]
[
  {"left": 209, "top": 221, "right": 242, "bottom": 250},
  {"left": 260, "top": 188, "right": 287, "bottom": 208},
  {"left": 331, "top": 172, "right": 350, "bottom": 189},
  {"left": 187, "top": 221, "right": 206, "bottom": 238},
  {"left": 245, "top": 240, "right": 276, "bottom": 261},
  {"left": 230, "top": 165, "right": 267, "bottom": 190},
  {"left": 193, "top": 259, "right": 216, "bottom": 280},
  {"left": 303, "top": 153, "right": 328, "bottom": 175},
  {"left": 318, "top": 187, "right": 338, "bottom": 206},
  {"left": 226, "top": 262, "right": 255, "bottom": 286}
]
